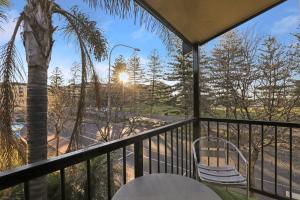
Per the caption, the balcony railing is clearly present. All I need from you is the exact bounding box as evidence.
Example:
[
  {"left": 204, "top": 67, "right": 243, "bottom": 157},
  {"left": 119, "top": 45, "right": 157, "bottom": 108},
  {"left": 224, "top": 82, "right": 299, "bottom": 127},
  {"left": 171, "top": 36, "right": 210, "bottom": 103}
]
[
  {"left": 0, "top": 118, "right": 195, "bottom": 200},
  {"left": 0, "top": 117, "right": 299, "bottom": 200},
  {"left": 199, "top": 117, "right": 300, "bottom": 200}
]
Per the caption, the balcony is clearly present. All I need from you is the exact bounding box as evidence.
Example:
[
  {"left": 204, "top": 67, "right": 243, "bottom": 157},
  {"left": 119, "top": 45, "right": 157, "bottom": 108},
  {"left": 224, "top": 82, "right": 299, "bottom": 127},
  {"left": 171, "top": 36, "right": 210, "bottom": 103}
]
[
  {"left": 0, "top": 117, "right": 298, "bottom": 199},
  {"left": 0, "top": 0, "right": 291, "bottom": 199}
]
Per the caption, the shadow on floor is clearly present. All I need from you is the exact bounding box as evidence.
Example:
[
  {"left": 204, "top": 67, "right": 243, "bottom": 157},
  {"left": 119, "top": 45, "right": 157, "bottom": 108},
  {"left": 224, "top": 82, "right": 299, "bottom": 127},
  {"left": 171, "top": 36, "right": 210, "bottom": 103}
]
[{"left": 207, "top": 184, "right": 275, "bottom": 200}]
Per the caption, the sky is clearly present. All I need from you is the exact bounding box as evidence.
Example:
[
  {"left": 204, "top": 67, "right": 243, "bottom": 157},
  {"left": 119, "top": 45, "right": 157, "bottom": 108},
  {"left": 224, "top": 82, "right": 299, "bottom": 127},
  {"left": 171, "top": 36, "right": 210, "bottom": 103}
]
[{"left": 0, "top": 0, "right": 299, "bottom": 83}]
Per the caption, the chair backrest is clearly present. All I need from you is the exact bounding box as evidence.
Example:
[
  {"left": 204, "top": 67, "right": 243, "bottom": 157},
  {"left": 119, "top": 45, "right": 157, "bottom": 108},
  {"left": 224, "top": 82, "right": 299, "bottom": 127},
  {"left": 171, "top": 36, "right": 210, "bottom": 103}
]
[
  {"left": 198, "top": 139, "right": 226, "bottom": 158},
  {"left": 193, "top": 137, "right": 228, "bottom": 165}
]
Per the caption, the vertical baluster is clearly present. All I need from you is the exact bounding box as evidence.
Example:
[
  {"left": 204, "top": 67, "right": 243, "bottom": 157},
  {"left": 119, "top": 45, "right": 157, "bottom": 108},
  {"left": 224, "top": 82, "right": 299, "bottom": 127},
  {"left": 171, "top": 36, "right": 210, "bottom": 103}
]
[
  {"left": 289, "top": 127, "right": 293, "bottom": 200},
  {"left": 226, "top": 122, "right": 229, "bottom": 165},
  {"left": 217, "top": 122, "right": 219, "bottom": 167},
  {"left": 24, "top": 181, "right": 29, "bottom": 200},
  {"left": 86, "top": 160, "right": 91, "bottom": 200},
  {"left": 165, "top": 131, "right": 167, "bottom": 173},
  {"left": 123, "top": 146, "right": 127, "bottom": 184},
  {"left": 181, "top": 126, "right": 184, "bottom": 175},
  {"left": 237, "top": 123, "right": 240, "bottom": 171},
  {"left": 249, "top": 124, "right": 252, "bottom": 189},
  {"left": 134, "top": 141, "right": 143, "bottom": 178},
  {"left": 185, "top": 124, "right": 188, "bottom": 176},
  {"left": 157, "top": 134, "right": 160, "bottom": 173},
  {"left": 208, "top": 121, "right": 210, "bottom": 166},
  {"left": 176, "top": 127, "right": 179, "bottom": 174},
  {"left": 171, "top": 129, "right": 174, "bottom": 174},
  {"left": 261, "top": 125, "right": 264, "bottom": 191},
  {"left": 59, "top": 169, "right": 65, "bottom": 200},
  {"left": 189, "top": 122, "right": 192, "bottom": 177},
  {"left": 275, "top": 125, "right": 277, "bottom": 195},
  {"left": 149, "top": 137, "right": 152, "bottom": 174},
  {"left": 107, "top": 153, "right": 111, "bottom": 200}
]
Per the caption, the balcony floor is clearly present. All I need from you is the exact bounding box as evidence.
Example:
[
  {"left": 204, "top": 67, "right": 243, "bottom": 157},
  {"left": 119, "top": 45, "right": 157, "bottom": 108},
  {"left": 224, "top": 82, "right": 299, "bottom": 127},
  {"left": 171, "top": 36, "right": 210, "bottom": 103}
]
[{"left": 208, "top": 186, "right": 276, "bottom": 200}]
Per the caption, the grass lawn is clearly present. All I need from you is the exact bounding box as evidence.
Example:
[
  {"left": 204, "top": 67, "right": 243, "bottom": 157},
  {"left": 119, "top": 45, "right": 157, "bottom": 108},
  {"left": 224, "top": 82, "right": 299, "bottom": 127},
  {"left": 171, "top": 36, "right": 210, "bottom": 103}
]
[
  {"left": 207, "top": 184, "right": 255, "bottom": 200},
  {"left": 124, "top": 103, "right": 182, "bottom": 116}
]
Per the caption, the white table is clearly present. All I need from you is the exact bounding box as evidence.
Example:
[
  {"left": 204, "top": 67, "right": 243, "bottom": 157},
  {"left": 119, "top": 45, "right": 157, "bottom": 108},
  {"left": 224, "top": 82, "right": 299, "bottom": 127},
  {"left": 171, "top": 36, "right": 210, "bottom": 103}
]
[{"left": 112, "top": 174, "right": 222, "bottom": 200}]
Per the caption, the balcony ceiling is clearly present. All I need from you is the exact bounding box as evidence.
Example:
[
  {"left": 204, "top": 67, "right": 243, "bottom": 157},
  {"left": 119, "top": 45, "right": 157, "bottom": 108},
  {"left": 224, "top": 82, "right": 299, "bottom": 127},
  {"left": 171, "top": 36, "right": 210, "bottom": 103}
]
[{"left": 136, "top": 0, "right": 285, "bottom": 45}]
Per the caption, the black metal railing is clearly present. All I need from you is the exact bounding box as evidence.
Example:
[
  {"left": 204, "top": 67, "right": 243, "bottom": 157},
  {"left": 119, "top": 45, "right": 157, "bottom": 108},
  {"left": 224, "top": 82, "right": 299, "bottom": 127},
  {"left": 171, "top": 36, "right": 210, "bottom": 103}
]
[
  {"left": 199, "top": 117, "right": 300, "bottom": 200},
  {"left": 0, "top": 117, "right": 299, "bottom": 200},
  {"left": 0, "top": 118, "right": 195, "bottom": 200}
]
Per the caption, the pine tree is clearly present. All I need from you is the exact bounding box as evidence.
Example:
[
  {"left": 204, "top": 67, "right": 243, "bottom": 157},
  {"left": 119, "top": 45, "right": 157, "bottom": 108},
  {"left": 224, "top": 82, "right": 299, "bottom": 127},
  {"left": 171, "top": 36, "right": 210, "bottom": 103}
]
[
  {"left": 111, "top": 55, "right": 127, "bottom": 120},
  {"left": 146, "top": 49, "right": 163, "bottom": 114},
  {"left": 209, "top": 31, "right": 245, "bottom": 118},
  {"left": 50, "top": 67, "right": 64, "bottom": 88},
  {"left": 127, "top": 53, "right": 144, "bottom": 111},
  {"left": 167, "top": 39, "right": 193, "bottom": 117},
  {"left": 256, "top": 36, "right": 297, "bottom": 121},
  {"left": 68, "top": 62, "right": 81, "bottom": 105},
  {"left": 198, "top": 47, "right": 213, "bottom": 116},
  {"left": 49, "top": 67, "right": 71, "bottom": 156},
  {"left": 112, "top": 55, "right": 127, "bottom": 84}
]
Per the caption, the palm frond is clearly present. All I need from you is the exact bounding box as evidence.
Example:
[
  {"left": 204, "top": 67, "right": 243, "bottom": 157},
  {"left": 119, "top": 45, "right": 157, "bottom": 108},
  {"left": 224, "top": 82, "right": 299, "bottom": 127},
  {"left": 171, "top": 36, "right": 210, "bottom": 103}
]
[
  {"left": 0, "top": 0, "right": 9, "bottom": 7},
  {"left": 56, "top": 5, "right": 108, "bottom": 61},
  {"left": 53, "top": 6, "right": 106, "bottom": 152},
  {"left": 0, "top": 0, "right": 9, "bottom": 31},
  {"left": 83, "top": 0, "right": 131, "bottom": 18},
  {"left": 84, "top": 0, "right": 175, "bottom": 50},
  {"left": 0, "top": 14, "right": 25, "bottom": 170}
]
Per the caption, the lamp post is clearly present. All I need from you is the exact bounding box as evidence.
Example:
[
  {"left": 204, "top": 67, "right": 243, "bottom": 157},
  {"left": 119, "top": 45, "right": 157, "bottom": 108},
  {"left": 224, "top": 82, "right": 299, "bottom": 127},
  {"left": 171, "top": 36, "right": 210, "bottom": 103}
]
[{"left": 107, "top": 44, "right": 140, "bottom": 122}]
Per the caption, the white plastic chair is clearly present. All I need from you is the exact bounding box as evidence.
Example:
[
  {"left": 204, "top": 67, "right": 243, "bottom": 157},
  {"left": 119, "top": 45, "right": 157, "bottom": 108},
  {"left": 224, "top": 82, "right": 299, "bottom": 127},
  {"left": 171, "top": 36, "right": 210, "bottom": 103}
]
[{"left": 192, "top": 136, "right": 249, "bottom": 199}]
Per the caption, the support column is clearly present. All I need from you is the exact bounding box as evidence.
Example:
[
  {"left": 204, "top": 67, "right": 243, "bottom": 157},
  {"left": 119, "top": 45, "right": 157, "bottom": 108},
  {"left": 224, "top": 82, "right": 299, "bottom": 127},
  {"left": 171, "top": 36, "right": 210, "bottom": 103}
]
[
  {"left": 192, "top": 44, "right": 200, "bottom": 140},
  {"left": 192, "top": 44, "right": 200, "bottom": 178}
]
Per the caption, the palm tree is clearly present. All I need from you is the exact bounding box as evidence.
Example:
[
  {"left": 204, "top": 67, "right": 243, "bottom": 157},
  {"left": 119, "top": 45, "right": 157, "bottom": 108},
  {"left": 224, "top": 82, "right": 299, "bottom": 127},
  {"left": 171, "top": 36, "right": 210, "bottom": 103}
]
[
  {"left": 0, "top": 0, "right": 9, "bottom": 30},
  {"left": 0, "top": 0, "right": 173, "bottom": 199}
]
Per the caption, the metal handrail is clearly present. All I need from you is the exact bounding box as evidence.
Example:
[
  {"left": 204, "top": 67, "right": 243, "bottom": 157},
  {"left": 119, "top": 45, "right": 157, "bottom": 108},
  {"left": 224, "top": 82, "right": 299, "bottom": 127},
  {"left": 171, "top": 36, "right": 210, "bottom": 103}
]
[
  {"left": 199, "top": 117, "right": 300, "bottom": 128},
  {"left": 0, "top": 118, "right": 195, "bottom": 190}
]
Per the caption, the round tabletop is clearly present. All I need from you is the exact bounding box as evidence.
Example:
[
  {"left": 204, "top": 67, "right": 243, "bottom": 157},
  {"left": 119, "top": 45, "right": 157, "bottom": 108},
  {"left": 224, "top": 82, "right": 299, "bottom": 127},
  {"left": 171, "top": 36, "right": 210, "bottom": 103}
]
[{"left": 112, "top": 174, "right": 222, "bottom": 200}]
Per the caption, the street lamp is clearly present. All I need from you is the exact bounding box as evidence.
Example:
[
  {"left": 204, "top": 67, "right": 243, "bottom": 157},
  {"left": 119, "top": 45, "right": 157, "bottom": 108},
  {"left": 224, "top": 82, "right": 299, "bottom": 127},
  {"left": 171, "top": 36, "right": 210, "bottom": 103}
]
[{"left": 107, "top": 44, "right": 140, "bottom": 122}]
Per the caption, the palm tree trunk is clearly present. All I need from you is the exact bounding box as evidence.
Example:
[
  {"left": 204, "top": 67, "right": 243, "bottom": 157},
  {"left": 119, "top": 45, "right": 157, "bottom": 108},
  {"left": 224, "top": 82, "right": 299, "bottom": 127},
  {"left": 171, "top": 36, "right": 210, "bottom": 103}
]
[
  {"left": 23, "top": 1, "right": 53, "bottom": 199},
  {"left": 27, "top": 66, "right": 48, "bottom": 199}
]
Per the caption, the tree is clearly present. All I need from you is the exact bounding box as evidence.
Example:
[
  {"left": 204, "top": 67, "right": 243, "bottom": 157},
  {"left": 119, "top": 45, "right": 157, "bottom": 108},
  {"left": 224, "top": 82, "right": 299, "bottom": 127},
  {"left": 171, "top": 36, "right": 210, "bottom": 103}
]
[
  {"left": 0, "top": 2, "right": 107, "bottom": 198},
  {"left": 198, "top": 47, "right": 214, "bottom": 116},
  {"left": 0, "top": 0, "right": 8, "bottom": 30},
  {"left": 111, "top": 55, "right": 127, "bottom": 84},
  {"left": 127, "top": 52, "right": 143, "bottom": 112},
  {"left": 48, "top": 67, "right": 71, "bottom": 156},
  {"left": 167, "top": 38, "right": 193, "bottom": 117},
  {"left": 210, "top": 31, "right": 245, "bottom": 118},
  {"left": 255, "top": 36, "right": 298, "bottom": 121},
  {"left": 68, "top": 62, "right": 81, "bottom": 101},
  {"left": 147, "top": 49, "right": 163, "bottom": 114},
  {"left": 0, "top": 1, "right": 173, "bottom": 198},
  {"left": 111, "top": 55, "right": 127, "bottom": 121}
]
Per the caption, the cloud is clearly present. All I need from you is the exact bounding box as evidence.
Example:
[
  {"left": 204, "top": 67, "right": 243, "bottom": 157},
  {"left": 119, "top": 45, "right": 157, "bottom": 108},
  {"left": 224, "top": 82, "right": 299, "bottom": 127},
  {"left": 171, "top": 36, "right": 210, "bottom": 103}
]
[
  {"left": 0, "top": 10, "right": 21, "bottom": 44},
  {"left": 271, "top": 15, "right": 299, "bottom": 35},
  {"left": 131, "top": 27, "right": 154, "bottom": 40},
  {"left": 100, "top": 20, "right": 114, "bottom": 32}
]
